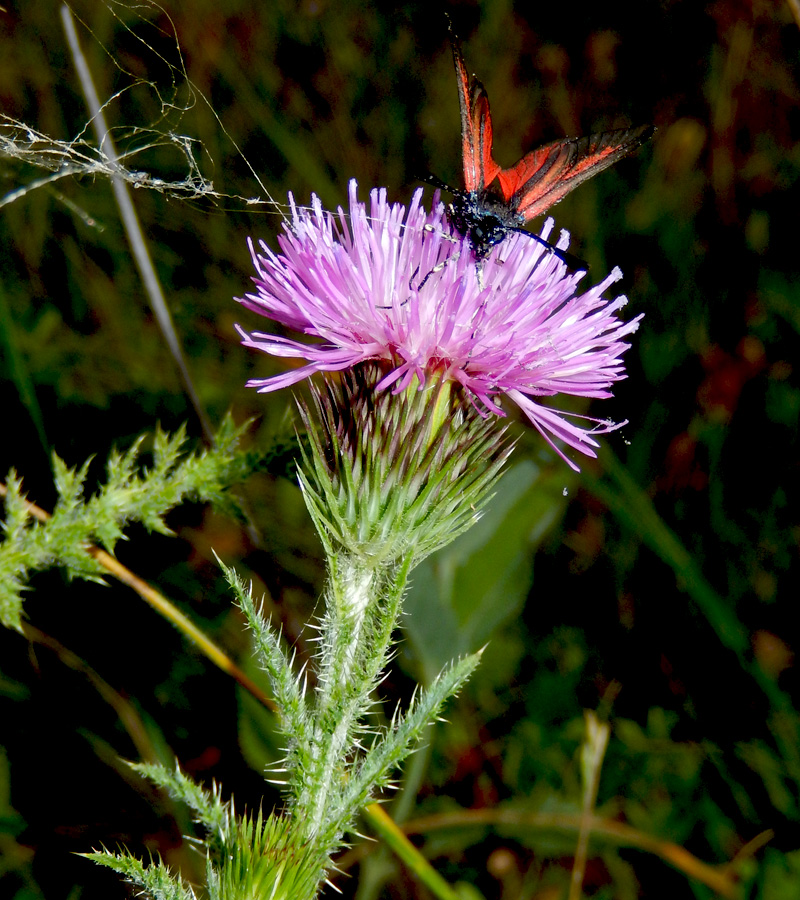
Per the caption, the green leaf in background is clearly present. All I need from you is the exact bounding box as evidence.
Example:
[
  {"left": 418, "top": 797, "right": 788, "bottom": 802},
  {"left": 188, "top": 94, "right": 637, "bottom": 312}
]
[
  {"left": 403, "top": 460, "right": 573, "bottom": 682},
  {"left": 0, "top": 278, "right": 49, "bottom": 462}
]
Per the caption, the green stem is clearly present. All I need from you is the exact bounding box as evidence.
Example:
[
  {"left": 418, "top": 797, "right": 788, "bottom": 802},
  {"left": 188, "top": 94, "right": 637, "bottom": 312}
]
[
  {"left": 296, "top": 554, "right": 410, "bottom": 847},
  {"left": 364, "top": 805, "right": 465, "bottom": 900}
]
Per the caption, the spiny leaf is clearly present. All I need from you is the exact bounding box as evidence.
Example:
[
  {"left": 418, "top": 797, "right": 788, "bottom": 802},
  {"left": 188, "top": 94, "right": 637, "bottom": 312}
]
[
  {"left": 82, "top": 850, "right": 195, "bottom": 900},
  {"left": 0, "top": 415, "right": 259, "bottom": 631},
  {"left": 129, "top": 761, "right": 227, "bottom": 836}
]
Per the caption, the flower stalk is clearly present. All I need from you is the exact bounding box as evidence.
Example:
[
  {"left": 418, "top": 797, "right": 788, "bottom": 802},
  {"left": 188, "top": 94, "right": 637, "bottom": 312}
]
[
  {"left": 297, "top": 554, "right": 403, "bottom": 845},
  {"left": 285, "top": 363, "right": 510, "bottom": 860}
]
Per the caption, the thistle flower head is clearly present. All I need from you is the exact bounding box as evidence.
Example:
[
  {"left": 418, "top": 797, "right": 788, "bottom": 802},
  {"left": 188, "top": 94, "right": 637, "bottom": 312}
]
[{"left": 237, "top": 180, "right": 642, "bottom": 470}]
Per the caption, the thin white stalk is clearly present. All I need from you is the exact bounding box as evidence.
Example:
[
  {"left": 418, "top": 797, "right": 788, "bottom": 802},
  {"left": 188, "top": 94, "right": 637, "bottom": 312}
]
[{"left": 59, "top": 4, "right": 213, "bottom": 443}]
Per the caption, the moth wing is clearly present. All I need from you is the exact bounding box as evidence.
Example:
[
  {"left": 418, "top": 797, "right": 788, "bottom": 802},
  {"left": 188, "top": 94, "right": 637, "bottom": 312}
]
[
  {"left": 451, "top": 35, "right": 502, "bottom": 193},
  {"left": 495, "top": 125, "right": 655, "bottom": 221}
]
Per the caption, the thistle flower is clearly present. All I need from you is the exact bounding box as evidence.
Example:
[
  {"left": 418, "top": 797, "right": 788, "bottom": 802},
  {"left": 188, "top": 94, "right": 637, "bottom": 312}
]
[{"left": 237, "top": 180, "right": 642, "bottom": 470}]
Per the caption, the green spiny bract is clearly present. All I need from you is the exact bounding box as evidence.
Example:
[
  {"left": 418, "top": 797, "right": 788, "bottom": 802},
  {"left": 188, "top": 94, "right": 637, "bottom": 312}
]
[{"left": 296, "top": 362, "right": 514, "bottom": 567}]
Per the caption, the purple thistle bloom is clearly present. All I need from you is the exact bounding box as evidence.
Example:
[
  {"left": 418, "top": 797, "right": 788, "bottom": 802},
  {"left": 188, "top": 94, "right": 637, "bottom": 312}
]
[{"left": 237, "top": 180, "right": 642, "bottom": 471}]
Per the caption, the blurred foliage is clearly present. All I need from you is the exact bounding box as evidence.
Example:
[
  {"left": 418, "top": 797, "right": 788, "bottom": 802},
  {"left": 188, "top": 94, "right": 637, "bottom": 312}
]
[{"left": 1, "top": 0, "right": 799, "bottom": 898}]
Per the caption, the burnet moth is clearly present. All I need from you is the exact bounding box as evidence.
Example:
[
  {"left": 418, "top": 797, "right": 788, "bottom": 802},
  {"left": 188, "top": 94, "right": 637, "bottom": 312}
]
[{"left": 424, "top": 27, "right": 655, "bottom": 263}]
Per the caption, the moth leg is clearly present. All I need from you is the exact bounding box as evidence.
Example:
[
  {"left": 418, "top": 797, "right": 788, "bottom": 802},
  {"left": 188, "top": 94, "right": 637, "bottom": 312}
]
[
  {"left": 416, "top": 250, "right": 462, "bottom": 291},
  {"left": 422, "top": 222, "right": 460, "bottom": 244},
  {"left": 376, "top": 294, "right": 411, "bottom": 310}
]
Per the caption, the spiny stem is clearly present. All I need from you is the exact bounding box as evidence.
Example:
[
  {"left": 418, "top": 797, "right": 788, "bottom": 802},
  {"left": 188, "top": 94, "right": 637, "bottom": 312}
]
[{"left": 296, "top": 554, "right": 410, "bottom": 846}]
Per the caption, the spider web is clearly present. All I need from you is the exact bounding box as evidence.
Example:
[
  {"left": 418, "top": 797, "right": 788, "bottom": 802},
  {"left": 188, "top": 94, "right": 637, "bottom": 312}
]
[{"left": 0, "top": 0, "right": 291, "bottom": 218}]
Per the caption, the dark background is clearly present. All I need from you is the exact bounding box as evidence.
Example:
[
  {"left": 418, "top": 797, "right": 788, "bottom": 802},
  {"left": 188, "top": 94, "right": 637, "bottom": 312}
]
[{"left": 1, "top": 0, "right": 799, "bottom": 897}]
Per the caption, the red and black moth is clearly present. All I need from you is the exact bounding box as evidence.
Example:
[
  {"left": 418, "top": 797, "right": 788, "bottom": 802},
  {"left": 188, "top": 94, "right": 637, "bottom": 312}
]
[{"left": 425, "top": 29, "right": 655, "bottom": 261}]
